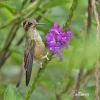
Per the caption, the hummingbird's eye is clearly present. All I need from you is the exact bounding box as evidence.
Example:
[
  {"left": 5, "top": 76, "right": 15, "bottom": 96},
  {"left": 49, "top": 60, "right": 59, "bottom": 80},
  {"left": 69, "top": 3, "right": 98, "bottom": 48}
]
[{"left": 28, "top": 22, "right": 32, "bottom": 26}]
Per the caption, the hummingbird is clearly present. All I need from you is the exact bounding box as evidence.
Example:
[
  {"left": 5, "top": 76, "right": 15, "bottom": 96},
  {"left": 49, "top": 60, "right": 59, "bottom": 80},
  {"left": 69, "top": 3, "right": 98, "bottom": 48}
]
[{"left": 16, "top": 18, "right": 49, "bottom": 88}]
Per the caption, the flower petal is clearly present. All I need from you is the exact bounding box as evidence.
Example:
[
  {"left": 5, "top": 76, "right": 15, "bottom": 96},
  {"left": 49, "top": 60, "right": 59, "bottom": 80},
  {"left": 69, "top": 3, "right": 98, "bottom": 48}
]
[
  {"left": 54, "top": 22, "right": 59, "bottom": 28},
  {"left": 45, "top": 22, "right": 74, "bottom": 62},
  {"left": 67, "top": 27, "right": 74, "bottom": 38}
]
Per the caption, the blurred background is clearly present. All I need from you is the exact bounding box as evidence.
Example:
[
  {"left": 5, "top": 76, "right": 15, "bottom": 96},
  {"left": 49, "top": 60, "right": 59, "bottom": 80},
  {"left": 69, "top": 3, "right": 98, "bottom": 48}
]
[{"left": 0, "top": 0, "right": 100, "bottom": 100}]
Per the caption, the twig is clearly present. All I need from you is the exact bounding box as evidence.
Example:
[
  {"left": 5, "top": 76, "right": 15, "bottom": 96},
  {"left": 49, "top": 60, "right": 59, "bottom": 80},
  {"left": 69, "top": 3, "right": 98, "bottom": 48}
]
[
  {"left": 16, "top": 35, "right": 25, "bottom": 46},
  {"left": 72, "top": 60, "right": 85, "bottom": 100},
  {"left": 94, "top": 61, "right": 99, "bottom": 100},
  {"left": 82, "top": 69, "right": 93, "bottom": 87},
  {"left": 0, "top": 35, "right": 25, "bottom": 63},
  {"left": 92, "top": 0, "right": 100, "bottom": 100},
  {"left": 87, "top": 0, "right": 92, "bottom": 33},
  {"left": 21, "top": 0, "right": 28, "bottom": 9},
  {"left": 83, "top": 74, "right": 91, "bottom": 87},
  {"left": 0, "top": 23, "right": 19, "bottom": 67},
  {"left": 23, "top": 0, "right": 42, "bottom": 18},
  {"left": 36, "top": 10, "right": 46, "bottom": 21}
]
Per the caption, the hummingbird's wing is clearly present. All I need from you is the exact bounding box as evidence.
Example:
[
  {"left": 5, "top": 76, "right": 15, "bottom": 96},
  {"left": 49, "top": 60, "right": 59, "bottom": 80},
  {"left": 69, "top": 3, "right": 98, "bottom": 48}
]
[
  {"left": 24, "top": 48, "right": 34, "bottom": 86},
  {"left": 16, "top": 49, "right": 33, "bottom": 87}
]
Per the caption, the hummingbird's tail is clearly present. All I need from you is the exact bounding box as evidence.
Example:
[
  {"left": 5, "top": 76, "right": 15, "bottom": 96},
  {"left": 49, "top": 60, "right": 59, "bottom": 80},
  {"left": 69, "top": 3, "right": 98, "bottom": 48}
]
[
  {"left": 26, "top": 64, "right": 32, "bottom": 86},
  {"left": 16, "top": 66, "right": 24, "bottom": 88}
]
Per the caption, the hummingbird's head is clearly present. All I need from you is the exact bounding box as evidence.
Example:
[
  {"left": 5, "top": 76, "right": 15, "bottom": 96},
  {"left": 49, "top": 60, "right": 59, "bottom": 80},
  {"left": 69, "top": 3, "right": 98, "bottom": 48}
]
[{"left": 23, "top": 18, "right": 45, "bottom": 31}]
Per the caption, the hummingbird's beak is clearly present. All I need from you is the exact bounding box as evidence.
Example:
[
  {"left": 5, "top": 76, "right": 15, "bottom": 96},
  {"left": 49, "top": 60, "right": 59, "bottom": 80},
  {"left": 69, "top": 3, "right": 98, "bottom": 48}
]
[{"left": 36, "top": 23, "right": 45, "bottom": 25}]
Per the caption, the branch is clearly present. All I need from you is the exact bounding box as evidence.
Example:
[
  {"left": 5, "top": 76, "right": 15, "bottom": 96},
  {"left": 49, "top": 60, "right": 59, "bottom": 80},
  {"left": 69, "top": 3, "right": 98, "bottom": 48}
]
[
  {"left": 73, "top": 61, "right": 85, "bottom": 100},
  {"left": 0, "top": 23, "right": 19, "bottom": 67},
  {"left": 87, "top": 0, "right": 92, "bottom": 33},
  {"left": 0, "top": 35, "right": 25, "bottom": 66},
  {"left": 92, "top": 0, "right": 100, "bottom": 100}
]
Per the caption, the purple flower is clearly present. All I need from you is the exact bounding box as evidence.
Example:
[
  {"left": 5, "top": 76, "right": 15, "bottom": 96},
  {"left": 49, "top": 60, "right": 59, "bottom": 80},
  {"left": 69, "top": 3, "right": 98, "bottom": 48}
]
[{"left": 45, "top": 22, "right": 74, "bottom": 61}]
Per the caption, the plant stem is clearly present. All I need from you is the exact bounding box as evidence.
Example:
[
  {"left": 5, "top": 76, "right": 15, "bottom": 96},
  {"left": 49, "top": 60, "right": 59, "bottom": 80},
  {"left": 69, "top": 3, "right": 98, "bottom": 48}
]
[
  {"left": 92, "top": 0, "right": 100, "bottom": 100},
  {"left": 62, "top": 0, "right": 79, "bottom": 32}
]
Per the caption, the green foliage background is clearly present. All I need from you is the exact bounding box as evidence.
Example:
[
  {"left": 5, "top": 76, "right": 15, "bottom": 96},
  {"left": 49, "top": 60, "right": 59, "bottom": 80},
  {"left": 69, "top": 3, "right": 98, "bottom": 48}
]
[{"left": 0, "top": 0, "right": 100, "bottom": 100}]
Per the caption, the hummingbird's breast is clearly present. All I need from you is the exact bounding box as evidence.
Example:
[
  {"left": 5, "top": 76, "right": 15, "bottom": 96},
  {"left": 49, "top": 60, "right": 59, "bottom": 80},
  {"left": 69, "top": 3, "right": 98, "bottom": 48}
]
[{"left": 27, "top": 28, "right": 45, "bottom": 61}]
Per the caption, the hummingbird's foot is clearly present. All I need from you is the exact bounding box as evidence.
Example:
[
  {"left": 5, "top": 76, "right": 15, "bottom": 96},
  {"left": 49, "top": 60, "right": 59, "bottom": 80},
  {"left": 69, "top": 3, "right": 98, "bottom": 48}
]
[
  {"left": 37, "top": 61, "right": 43, "bottom": 68},
  {"left": 42, "top": 52, "right": 49, "bottom": 60}
]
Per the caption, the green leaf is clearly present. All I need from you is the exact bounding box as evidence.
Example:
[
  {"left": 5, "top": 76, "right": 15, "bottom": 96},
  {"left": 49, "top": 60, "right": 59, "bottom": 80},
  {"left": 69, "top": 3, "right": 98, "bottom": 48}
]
[
  {"left": 36, "top": 12, "right": 53, "bottom": 23},
  {"left": 4, "top": 84, "right": 23, "bottom": 100},
  {"left": 9, "top": 0, "right": 22, "bottom": 12},
  {"left": 0, "top": 83, "right": 7, "bottom": 96},
  {"left": 42, "top": 0, "right": 70, "bottom": 10}
]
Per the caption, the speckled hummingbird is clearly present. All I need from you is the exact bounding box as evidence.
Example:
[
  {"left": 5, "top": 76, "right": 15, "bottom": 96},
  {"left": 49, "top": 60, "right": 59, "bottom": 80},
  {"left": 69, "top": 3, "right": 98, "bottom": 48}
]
[{"left": 16, "top": 18, "right": 49, "bottom": 88}]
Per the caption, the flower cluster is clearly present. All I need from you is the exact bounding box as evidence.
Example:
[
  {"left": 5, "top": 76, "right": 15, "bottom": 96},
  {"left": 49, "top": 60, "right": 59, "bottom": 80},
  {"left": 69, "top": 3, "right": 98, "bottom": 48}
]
[{"left": 45, "top": 22, "right": 74, "bottom": 61}]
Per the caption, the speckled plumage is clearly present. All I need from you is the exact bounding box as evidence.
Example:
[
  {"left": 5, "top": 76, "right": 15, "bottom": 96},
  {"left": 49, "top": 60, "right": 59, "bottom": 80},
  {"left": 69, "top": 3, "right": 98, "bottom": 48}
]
[{"left": 26, "top": 25, "right": 45, "bottom": 60}]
